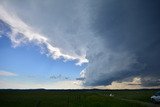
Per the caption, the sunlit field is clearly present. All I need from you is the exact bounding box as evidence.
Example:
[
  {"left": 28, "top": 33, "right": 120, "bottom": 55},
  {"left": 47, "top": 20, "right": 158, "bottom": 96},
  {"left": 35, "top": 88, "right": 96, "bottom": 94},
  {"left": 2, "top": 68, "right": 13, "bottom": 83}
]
[{"left": 0, "top": 89, "right": 159, "bottom": 107}]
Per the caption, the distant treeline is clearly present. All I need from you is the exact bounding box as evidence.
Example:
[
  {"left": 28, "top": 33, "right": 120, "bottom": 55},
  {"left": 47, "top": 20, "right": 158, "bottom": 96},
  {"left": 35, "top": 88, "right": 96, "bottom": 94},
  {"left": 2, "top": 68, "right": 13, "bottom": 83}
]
[{"left": 0, "top": 88, "right": 159, "bottom": 92}]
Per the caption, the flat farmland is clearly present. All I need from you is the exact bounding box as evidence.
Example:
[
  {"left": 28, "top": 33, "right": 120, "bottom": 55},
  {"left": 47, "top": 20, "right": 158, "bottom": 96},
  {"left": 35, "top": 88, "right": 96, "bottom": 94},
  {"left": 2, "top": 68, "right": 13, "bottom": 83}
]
[{"left": 0, "top": 89, "right": 159, "bottom": 107}]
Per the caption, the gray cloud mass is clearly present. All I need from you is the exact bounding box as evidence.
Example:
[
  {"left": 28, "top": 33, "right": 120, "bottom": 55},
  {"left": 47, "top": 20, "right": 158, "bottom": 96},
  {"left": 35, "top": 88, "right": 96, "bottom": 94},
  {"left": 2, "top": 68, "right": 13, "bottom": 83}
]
[{"left": 85, "top": 0, "right": 160, "bottom": 87}]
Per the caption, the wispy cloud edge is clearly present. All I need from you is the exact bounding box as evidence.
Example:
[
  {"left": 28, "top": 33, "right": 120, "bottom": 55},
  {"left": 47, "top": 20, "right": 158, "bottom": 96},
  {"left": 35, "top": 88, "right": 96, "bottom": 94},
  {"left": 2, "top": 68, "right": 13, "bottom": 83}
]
[{"left": 0, "top": 6, "right": 88, "bottom": 66}]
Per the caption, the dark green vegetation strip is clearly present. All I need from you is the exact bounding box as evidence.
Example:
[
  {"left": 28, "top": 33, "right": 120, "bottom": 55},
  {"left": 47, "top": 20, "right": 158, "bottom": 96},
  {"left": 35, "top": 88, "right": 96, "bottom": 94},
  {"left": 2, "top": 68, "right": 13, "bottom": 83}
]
[{"left": 0, "top": 89, "right": 159, "bottom": 107}]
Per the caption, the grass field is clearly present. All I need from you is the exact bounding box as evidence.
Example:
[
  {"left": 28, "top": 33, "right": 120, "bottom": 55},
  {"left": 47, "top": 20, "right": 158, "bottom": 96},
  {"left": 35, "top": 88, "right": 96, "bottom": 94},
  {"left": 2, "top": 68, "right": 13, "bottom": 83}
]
[{"left": 0, "top": 89, "right": 159, "bottom": 107}]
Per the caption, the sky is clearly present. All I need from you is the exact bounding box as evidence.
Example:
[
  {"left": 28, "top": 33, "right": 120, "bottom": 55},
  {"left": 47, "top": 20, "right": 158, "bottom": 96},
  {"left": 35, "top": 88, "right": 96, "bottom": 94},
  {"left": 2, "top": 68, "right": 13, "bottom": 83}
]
[{"left": 0, "top": 0, "right": 160, "bottom": 89}]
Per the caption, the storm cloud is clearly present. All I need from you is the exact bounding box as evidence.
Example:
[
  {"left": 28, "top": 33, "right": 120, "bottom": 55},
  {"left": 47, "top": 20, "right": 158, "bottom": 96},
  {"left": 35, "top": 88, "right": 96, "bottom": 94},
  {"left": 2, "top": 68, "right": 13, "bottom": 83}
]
[
  {"left": 0, "top": 0, "right": 160, "bottom": 88},
  {"left": 83, "top": 0, "right": 160, "bottom": 87}
]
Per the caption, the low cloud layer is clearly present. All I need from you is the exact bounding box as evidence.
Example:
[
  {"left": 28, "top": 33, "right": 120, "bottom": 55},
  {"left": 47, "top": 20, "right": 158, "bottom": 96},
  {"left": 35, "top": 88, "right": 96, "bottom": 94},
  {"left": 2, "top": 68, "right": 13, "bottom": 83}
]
[
  {"left": 50, "top": 74, "right": 70, "bottom": 80},
  {"left": 0, "top": 80, "right": 83, "bottom": 89},
  {"left": 0, "top": 0, "right": 160, "bottom": 88}
]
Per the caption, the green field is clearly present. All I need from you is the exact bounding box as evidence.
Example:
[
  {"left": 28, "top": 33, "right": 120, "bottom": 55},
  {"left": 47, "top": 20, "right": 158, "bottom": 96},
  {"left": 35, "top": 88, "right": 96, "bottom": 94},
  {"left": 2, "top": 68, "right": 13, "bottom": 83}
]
[{"left": 0, "top": 89, "right": 159, "bottom": 107}]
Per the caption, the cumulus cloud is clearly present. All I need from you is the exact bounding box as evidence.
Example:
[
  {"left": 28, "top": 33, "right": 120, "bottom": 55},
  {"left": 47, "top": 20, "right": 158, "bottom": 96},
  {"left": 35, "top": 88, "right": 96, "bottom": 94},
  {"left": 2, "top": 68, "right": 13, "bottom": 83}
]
[
  {"left": 0, "top": 71, "right": 17, "bottom": 76},
  {"left": 0, "top": 0, "right": 160, "bottom": 88}
]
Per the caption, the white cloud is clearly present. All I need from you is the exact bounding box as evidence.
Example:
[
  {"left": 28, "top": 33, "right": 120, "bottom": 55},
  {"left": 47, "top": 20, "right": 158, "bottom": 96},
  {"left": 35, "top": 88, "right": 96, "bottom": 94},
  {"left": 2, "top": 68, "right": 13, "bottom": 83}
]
[
  {"left": 105, "top": 77, "right": 142, "bottom": 89},
  {"left": 0, "top": 71, "right": 17, "bottom": 76},
  {"left": 0, "top": 5, "right": 88, "bottom": 65}
]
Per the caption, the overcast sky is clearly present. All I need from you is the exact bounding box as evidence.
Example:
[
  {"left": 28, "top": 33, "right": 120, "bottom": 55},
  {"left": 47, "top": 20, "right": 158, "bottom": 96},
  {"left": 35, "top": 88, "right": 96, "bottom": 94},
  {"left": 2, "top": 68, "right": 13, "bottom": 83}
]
[{"left": 0, "top": 0, "right": 160, "bottom": 89}]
